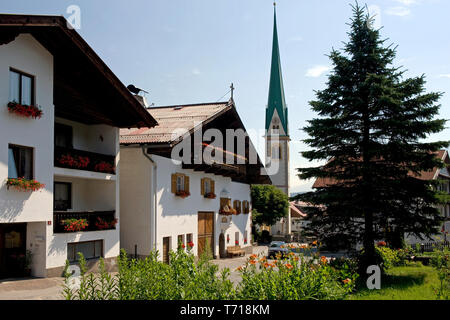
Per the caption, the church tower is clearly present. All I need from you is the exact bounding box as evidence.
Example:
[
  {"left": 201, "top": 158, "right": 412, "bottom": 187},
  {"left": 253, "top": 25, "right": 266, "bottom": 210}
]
[{"left": 265, "top": 3, "right": 291, "bottom": 235}]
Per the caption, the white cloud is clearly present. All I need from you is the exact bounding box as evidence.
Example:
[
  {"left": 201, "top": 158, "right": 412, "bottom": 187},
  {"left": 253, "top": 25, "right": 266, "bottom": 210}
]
[
  {"left": 385, "top": 6, "right": 411, "bottom": 16},
  {"left": 438, "top": 74, "right": 450, "bottom": 78},
  {"left": 305, "top": 65, "right": 331, "bottom": 78}
]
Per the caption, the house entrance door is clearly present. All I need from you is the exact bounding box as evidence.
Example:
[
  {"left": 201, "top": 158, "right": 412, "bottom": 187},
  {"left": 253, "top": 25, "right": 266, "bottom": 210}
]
[
  {"left": 0, "top": 223, "right": 27, "bottom": 279},
  {"left": 198, "top": 212, "right": 214, "bottom": 258}
]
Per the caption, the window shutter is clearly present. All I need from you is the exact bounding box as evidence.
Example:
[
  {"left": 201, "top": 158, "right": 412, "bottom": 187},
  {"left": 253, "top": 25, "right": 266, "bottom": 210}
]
[
  {"left": 201, "top": 178, "right": 205, "bottom": 195},
  {"left": 171, "top": 174, "right": 177, "bottom": 193},
  {"left": 184, "top": 175, "right": 190, "bottom": 193},
  {"left": 211, "top": 180, "right": 215, "bottom": 194}
]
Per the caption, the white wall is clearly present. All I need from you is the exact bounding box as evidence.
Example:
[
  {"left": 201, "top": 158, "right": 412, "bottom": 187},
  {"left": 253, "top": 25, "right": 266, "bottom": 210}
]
[
  {"left": 55, "top": 117, "right": 117, "bottom": 155},
  {"left": 0, "top": 34, "right": 54, "bottom": 223},
  {"left": 119, "top": 149, "right": 253, "bottom": 259},
  {"left": 153, "top": 154, "right": 252, "bottom": 258},
  {"left": 120, "top": 147, "right": 152, "bottom": 256},
  {"left": 53, "top": 176, "right": 116, "bottom": 211}
]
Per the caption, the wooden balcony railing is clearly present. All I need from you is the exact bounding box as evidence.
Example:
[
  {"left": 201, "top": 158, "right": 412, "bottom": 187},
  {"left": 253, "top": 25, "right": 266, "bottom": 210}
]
[
  {"left": 54, "top": 146, "right": 116, "bottom": 174},
  {"left": 53, "top": 210, "right": 116, "bottom": 233}
]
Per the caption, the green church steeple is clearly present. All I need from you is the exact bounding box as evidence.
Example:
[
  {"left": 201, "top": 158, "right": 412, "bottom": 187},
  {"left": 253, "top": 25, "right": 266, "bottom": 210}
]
[{"left": 265, "top": 3, "right": 289, "bottom": 136}]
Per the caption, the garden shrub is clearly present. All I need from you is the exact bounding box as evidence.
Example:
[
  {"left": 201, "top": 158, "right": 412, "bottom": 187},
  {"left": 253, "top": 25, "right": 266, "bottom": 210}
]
[
  {"left": 63, "top": 248, "right": 235, "bottom": 300},
  {"left": 235, "top": 253, "right": 356, "bottom": 300},
  {"left": 375, "top": 246, "right": 400, "bottom": 271},
  {"left": 430, "top": 248, "right": 450, "bottom": 300},
  {"left": 62, "top": 247, "right": 357, "bottom": 300}
]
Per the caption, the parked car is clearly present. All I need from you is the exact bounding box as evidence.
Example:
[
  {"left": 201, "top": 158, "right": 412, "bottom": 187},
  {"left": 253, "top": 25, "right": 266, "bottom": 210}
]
[{"left": 267, "top": 241, "right": 289, "bottom": 259}]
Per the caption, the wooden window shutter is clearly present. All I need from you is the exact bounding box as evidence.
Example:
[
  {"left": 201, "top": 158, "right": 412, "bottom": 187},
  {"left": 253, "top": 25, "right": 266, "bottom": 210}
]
[
  {"left": 201, "top": 178, "right": 205, "bottom": 195},
  {"left": 211, "top": 180, "right": 215, "bottom": 194},
  {"left": 184, "top": 175, "right": 190, "bottom": 193},
  {"left": 171, "top": 174, "right": 177, "bottom": 193}
]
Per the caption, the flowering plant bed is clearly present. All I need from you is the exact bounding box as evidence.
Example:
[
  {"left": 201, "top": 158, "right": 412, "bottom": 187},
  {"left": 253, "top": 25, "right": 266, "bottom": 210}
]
[
  {"left": 61, "top": 218, "right": 88, "bottom": 232},
  {"left": 95, "top": 217, "right": 118, "bottom": 230},
  {"left": 7, "top": 101, "right": 43, "bottom": 119},
  {"left": 204, "top": 192, "right": 216, "bottom": 199},
  {"left": 6, "top": 177, "right": 45, "bottom": 191},
  {"left": 58, "top": 154, "right": 90, "bottom": 169},
  {"left": 175, "top": 190, "right": 191, "bottom": 198},
  {"left": 94, "top": 161, "right": 116, "bottom": 174}
]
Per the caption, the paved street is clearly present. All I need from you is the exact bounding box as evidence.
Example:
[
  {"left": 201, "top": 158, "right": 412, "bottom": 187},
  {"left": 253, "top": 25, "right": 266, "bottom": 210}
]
[{"left": 0, "top": 277, "right": 64, "bottom": 300}]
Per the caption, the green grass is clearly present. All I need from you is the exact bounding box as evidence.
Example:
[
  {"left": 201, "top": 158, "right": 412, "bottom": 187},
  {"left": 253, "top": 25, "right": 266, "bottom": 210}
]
[{"left": 349, "top": 263, "right": 443, "bottom": 300}]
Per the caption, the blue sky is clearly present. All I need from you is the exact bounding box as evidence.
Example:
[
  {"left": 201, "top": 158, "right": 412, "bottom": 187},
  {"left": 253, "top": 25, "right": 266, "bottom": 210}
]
[{"left": 2, "top": 0, "right": 449, "bottom": 193}]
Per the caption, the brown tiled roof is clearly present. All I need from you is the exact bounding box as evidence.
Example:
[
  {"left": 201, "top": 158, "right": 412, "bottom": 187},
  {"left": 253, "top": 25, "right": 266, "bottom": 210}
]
[
  {"left": 120, "top": 102, "right": 231, "bottom": 145},
  {"left": 290, "top": 202, "right": 307, "bottom": 218},
  {"left": 313, "top": 150, "right": 449, "bottom": 188}
]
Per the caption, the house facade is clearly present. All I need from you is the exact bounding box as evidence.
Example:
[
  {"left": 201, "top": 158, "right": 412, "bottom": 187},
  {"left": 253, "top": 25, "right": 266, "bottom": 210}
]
[
  {"left": 120, "top": 100, "right": 270, "bottom": 261},
  {"left": 0, "top": 15, "right": 156, "bottom": 278}
]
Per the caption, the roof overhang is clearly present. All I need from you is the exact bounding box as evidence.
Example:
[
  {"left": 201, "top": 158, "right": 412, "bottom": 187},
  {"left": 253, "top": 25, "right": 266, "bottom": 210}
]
[{"left": 0, "top": 14, "right": 157, "bottom": 128}]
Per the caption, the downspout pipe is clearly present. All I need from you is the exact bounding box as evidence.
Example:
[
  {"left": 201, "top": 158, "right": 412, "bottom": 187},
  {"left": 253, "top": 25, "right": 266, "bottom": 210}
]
[{"left": 141, "top": 146, "right": 158, "bottom": 252}]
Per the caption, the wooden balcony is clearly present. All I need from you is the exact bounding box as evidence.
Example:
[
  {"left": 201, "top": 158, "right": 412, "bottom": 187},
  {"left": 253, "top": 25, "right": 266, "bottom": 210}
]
[
  {"left": 53, "top": 210, "right": 116, "bottom": 233},
  {"left": 54, "top": 146, "right": 116, "bottom": 174}
]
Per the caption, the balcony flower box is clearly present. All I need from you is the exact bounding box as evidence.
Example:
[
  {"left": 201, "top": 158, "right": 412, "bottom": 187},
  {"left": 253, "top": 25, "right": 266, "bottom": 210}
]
[
  {"left": 219, "top": 206, "right": 237, "bottom": 216},
  {"left": 204, "top": 192, "right": 216, "bottom": 199},
  {"left": 7, "top": 101, "right": 43, "bottom": 119},
  {"left": 61, "top": 218, "right": 88, "bottom": 232},
  {"left": 175, "top": 190, "right": 190, "bottom": 199},
  {"left": 6, "top": 177, "right": 45, "bottom": 192},
  {"left": 94, "top": 161, "right": 116, "bottom": 174},
  {"left": 95, "top": 217, "right": 118, "bottom": 230},
  {"left": 58, "top": 154, "right": 90, "bottom": 169}
]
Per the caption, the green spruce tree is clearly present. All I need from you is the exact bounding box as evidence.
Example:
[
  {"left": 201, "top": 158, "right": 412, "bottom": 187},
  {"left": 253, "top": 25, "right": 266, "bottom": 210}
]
[{"left": 297, "top": 3, "right": 448, "bottom": 271}]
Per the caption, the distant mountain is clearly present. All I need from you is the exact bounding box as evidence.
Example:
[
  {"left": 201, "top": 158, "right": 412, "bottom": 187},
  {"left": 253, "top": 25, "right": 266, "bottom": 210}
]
[{"left": 290, "top": 192, "right": 306, "bottom": 199}]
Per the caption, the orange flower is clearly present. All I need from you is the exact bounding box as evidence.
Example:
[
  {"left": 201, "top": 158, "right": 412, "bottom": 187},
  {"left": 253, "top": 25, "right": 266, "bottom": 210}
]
[
  {"left": 320, "top": 256, "right": 327, "bottom": 264},
  {"left": 312, "top": 240, "right": 318, "bottom": 246},
  {"left": 236, "top": 266, "right": 243, "bottom": 272},
  {"left": 249, "top": 259, "right": 256, "bottom": 265},
  {"left": 342, "top": 278, "right": 351, "bottom": 284},
  {"left": 250, "top": 254, "right": 257, "bottom": 260},
  {"left": 285, "top": 263, "right": 293, "bottom": 270},
  {"left": 263, "top": 262, "right": 270, "bottom": 268}
]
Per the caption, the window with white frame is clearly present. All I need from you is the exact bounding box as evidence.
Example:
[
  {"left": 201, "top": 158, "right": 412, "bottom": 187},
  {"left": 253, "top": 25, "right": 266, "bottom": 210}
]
[{"left": 176, "top": 174, "right": 185, "bottom": 192}]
